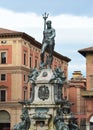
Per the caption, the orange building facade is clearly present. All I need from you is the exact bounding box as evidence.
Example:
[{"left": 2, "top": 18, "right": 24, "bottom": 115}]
[
  {"left": 65, "top": 71, "right": 86, "bottom": 129},
  {"left": 0, "top": 28, "right": 70, "bottom": 130},
  {"left": 78, "top": 47, "right": 93, "bottom": 130}
]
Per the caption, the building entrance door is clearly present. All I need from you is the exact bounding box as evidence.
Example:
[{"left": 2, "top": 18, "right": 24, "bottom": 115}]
[
  {"left": 0, "top": 110, "right": 10, "bottom": 130},
  {"left": 0, "top": 123, "right": 10, "bottom": 130}
]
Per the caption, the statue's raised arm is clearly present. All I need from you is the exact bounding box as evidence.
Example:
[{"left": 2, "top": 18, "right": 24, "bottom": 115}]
[{"left": 40, "top": 13, "right": 56, "bottom": 69}]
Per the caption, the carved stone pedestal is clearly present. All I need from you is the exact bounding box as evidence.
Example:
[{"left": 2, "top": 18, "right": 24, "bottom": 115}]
[
  {"left": 28, "top": 68, "right": 60, "bottom": 130},
  {"left": 28, "top": 104, "right": 58, "bottom": 130}
]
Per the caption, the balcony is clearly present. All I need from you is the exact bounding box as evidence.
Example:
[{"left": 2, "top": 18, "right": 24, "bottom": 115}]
[{"left": 81, "top": 90, "right": 93, "bottom": 97}]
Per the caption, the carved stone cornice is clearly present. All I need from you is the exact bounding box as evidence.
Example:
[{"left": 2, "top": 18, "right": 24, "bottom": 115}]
[{"left": 0, "top": 66, "right": 30, "bottom": 73}]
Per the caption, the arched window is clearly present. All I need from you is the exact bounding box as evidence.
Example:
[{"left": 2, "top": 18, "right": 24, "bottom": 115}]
[
  {"left": 0, "top": 110, "right": 10, "bottom": 130},
  {"left": 0, "top": 110, "right": 10, "bottom": 123}
]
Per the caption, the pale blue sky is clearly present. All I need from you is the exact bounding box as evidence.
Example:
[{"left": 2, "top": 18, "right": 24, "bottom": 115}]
[
  {"left": 0, "top": 0, "right": 93, "bottom": 79},
  {"left": 0, "top": 0, "right": 93, "bottom": 16}
]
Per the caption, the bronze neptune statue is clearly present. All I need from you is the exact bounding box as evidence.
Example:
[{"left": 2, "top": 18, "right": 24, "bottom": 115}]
[{"left": 40, "top": 12, "right": 56, "bottom": 68}]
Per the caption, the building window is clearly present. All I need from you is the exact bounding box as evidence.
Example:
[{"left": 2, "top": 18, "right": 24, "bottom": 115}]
[
  {"left": 35, "top": 59, "right": 38, "bottom": 67},
  {"left": 1, "top": 74, "right": 6, "bottom": 81},
  {"left": 30, "top": 56, "right": 32, "bottom": 68},
  {"left": 23, "top": 86, "right": 27, "bottom": 100},
  {"left": 24, "top": 52, "right": 26, "bottom": 65},
  {"left": 1, "top": 52, "right": 6, "bottom": 64},
  {"left": 24, "top": 75, "right": 26, "bottom": 82},
  {"left": 24, "top": 75, "right": 27, "bottom": 83},
  {"left": 0, "top": 90, "right": 6, "bottom": 101}
]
